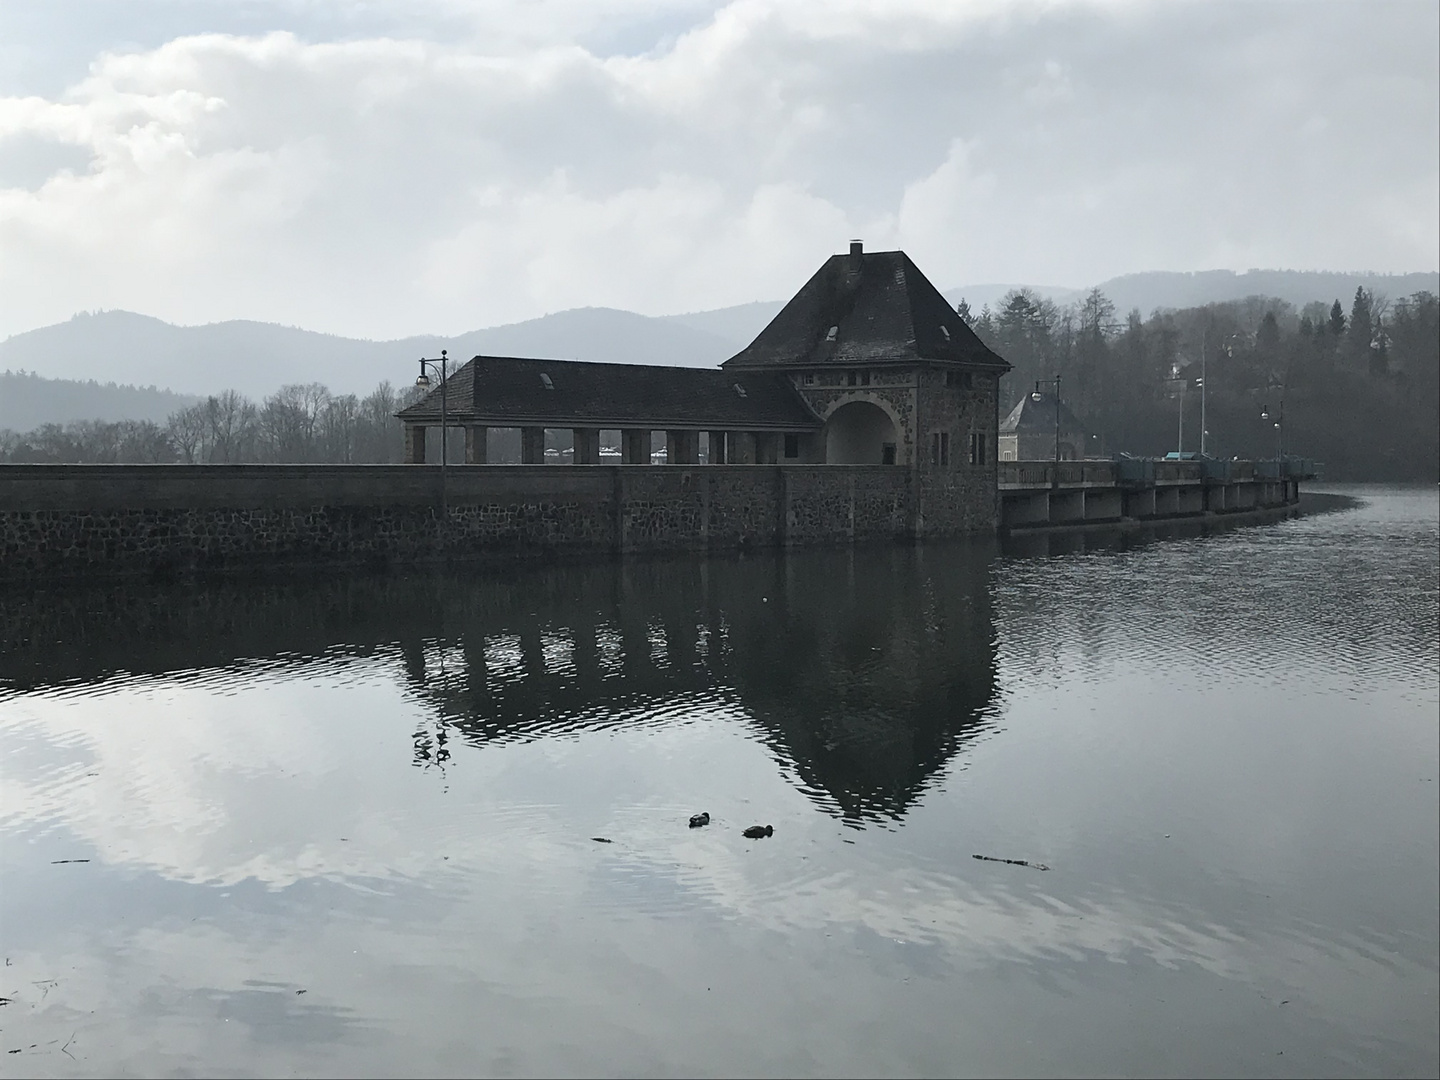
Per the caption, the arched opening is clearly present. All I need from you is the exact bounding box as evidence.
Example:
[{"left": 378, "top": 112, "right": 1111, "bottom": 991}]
[{"left": 823, "top": 400, "right": 900, "bottom": 464}]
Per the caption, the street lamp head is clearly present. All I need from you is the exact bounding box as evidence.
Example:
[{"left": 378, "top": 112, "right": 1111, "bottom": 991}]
[
  {"left": 1031, "top": 390, "right": 1042, "bottom": 402},
  {"left": 1260, "top": 408, "right": 1269, "bottom": 420}
]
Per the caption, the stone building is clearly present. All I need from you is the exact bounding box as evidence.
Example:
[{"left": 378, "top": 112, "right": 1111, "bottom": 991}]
[
  {"left": 397, "top": 240, "right": 1011, "bottom": 531},
  {"left": 997, "top": 390, "right": 1092, "bottom": 461}
]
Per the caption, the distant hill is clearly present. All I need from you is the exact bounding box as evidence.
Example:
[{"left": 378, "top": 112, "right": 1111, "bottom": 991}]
[
  {"left": 0, "top": 307, "right": 741, "bottom": 401},
  {"left": 0, "top": 370, "right": 198, "bottom": 430},
  {"left": 4, "top": 269, "right": 1435, "bottom": 408},
  {"left": 659, "top": 301, "right": 786, "bottom": 349}
]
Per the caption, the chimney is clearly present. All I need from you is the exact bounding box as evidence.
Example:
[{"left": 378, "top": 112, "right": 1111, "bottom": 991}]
[{"left": 849, "top": 239, "right": 863, "bottom": 268}]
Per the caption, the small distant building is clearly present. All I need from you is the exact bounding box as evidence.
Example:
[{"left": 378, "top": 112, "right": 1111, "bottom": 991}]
[{"left": 997, "top": 391, "right": 1091, "bottom": 461}]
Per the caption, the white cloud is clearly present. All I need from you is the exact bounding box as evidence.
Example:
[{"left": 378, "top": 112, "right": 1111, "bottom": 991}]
[{"left": 0, "top": 0, "right": 1434, "bottom": 346}]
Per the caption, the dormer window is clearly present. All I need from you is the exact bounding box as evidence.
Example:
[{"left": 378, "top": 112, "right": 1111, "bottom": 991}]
[
  {"left": 540, "top": 373, "right": 554, "bottom": 390},
  {"left": 940, "top": 325, "right": 951, "bottom": 341},
  {"left": 733, "top": 383, "right": 748, "bottom": 398},
  {"left": 825, "top": 325, "right": 838, "bottom": 342}
]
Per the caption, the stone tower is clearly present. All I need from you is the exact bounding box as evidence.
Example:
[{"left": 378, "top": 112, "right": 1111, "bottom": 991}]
[{"left": 723, "top": 240, "right": 1011, "bottom": 532}]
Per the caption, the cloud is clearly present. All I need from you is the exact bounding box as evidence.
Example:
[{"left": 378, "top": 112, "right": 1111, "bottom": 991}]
[{"left": 0, "top": 0, "right": 1435, "bottom": 348}]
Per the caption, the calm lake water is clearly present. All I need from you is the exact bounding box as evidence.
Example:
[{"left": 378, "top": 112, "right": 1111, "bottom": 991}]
[{"left": 1, "top": 487, "right": 1436, "bottom": 1078}]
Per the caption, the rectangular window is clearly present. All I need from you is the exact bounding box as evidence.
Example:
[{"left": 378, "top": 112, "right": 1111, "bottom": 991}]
[
  {"left": 882, "top": 442, "right": 897, "bottom": 465},
  {"left": 847, "top": 372, "right": 857, "bottom": 387},
  {"left": 931, "top": 431, "right": 950, "bottom": 468},
  {"left": 969, "top": 432, "right": 987, "bottom": 466},
  {"left": 801, "top": 373, "right": 814, "bottom": 385},
  {"left": 860, "top": 371, "right": 872, "bottom": 386},
  {"left": 783, "top": 433, "right": 799, "bottom": 459}
]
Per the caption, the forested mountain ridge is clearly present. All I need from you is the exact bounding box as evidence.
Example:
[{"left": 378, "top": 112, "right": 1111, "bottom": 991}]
[
  {"left": 5, "top": 269, "right": 1432, "bottom": 409},
  {"left": 964, "top": 286, "right": 1439, "bottom": 481},
  {"left": 4, "top": 270, "right": 1436, "bottom": 479},
  {"left": 0, "top": 370, "right": 197, "bottom": 429}
]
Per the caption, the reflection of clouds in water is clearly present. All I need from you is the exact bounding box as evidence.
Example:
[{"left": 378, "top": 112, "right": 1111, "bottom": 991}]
[
  {"left": 2, "top": 662, "right": 422, "bottom": 887},
  {"left": 2, "top": 659, "right": 1339, "bottom": 986}
]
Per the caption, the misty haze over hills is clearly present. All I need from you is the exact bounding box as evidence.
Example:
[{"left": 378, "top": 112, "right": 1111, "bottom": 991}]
[{"left": 2, "top": 268, "right": 1435, "bottom": 429}]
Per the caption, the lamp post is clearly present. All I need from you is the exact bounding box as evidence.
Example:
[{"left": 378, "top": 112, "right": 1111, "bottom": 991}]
[
  {"left": 1031, "top": 376, "right": 1062, "bottom": 468},
  {"left": 416, "top": 349, "right": 450, "bottom": 517},
  {"left": 1199, "top": 327, "right": 1208, "bottom": 456},
  {"left": 1260, "top": 401, "right": 1283, "bottom": 460}
]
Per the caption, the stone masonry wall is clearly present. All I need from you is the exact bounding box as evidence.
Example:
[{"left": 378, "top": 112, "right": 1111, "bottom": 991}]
[{"left": 0, "top": 463, "right": 993, "bottom": 580}]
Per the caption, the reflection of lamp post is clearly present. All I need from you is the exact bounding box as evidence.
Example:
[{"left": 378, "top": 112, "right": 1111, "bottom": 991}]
[
  {"left": 416, "top": 349, "right": 450, "bottom": 516},
  {"left": 1031, "top": 376, "right": 1062, "bottom": 465}
]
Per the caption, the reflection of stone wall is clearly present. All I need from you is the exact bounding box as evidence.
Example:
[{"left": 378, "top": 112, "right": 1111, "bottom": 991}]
[
  {"left": 0, "top": 543, "right": 1001, "bottom": 823},
  {"left": 0, "top": 463, "right": 997, "bottom": 580}
]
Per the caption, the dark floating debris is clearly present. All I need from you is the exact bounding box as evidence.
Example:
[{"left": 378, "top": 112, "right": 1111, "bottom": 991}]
[
  {"left": 50, "top": 859, "right": 90, "bottom": 865},
  {"left": 591, "top": 837, "right": 613, "bottom": 844},
  {"left": 688, "top": 812, "right": 711, "bottom": 828},
  {"left": 973, "top": 854, "right": 1049, "bottom": 871},
  {"left": 743, "top": 825, "right": 774, "bottom": 839}
]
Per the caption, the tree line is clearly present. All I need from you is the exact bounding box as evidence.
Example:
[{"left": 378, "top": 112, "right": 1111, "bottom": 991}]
[
  {"left": 961, "top": 286, "right": 1439, "bottom": 480},
  {"left": 4, "top": 287, "right": 1436, "bottom": 480},
  {"left": 0, "top": 381, "right": 424, "bottom": 465}
]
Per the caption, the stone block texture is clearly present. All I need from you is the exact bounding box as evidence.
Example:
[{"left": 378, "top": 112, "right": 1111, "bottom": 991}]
[{"left": 0, "top": 463, "right": 996, "bottom": 581}]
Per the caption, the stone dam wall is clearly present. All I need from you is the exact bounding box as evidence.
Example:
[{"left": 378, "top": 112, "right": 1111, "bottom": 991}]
[{"left": 0, "top": 464, "right": 974, "bottom": 580}]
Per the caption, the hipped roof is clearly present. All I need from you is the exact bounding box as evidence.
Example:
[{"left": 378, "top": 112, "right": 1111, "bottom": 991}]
[
  {"left": 396, "top": 355, "right": 821, "bottom": 430},
  {"left": 723, "top": 248, "right": 1010, "bottom": 371},
  {"left": 999, "top": 391, "right": 1088, "bottom": 434}
]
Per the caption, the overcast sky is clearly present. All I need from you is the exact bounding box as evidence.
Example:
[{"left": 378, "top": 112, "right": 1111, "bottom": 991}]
[{"left": 1, "top": 0, "right": 1435, "bottom": 341}]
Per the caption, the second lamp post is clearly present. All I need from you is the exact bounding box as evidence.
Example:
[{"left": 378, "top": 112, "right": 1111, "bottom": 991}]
[
  {"left": 416, "top": 349, "right": 451, "bottom": 516},
  {"left": 1031, "top": 376, "right": 1062, "bottom": 466}
]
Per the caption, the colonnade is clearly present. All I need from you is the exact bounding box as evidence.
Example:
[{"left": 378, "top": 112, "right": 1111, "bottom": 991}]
[{"left": 403, "top": 424, "right": 792, "bottom": 465}]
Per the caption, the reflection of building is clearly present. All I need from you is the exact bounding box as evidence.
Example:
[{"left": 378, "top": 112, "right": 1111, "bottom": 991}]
[
  {"left": 396, "top": 242, "right": 1011, "bottom": 532},
  {"left": 3, "top": 547, "right": 999, "bottom": 825},
  {"left": 997, "top": 392, "right": 1091, "bottom": 461}
]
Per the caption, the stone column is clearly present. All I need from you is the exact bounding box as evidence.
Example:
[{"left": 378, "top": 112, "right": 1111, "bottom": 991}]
[
  {"left": 621, "top": 429, "right": 650, "bottom": 464},
  {"left": 521, "top": 426, "right": 546, "bottom": 464},
  {"left": 404, "top": 423, "right": 426, "bottom": 464},
  {"left": 666, "top": 430, "right": 698, "bottom": 465},
  {"left": 465, "top": 425, "right": 488, "bottom": 464},
  {"left": 707, "top": 431, "right": 728, "bottom": 464},
  {"left": 573, "top": 427, "right": 601, "bottom": 465}
]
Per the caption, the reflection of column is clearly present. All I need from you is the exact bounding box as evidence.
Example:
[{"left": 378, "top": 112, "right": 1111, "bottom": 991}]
[
  {"left": 707, "top": 431, "right": 728, "bottom": 464},
  {"left": 573, "top": 427, "right": 601, "bottom": 465},
  {"left": 664, "top": 616, "right": 698, "bottom": 670},
  {"left": 519, "top": 622, "right": 546, "bottom": 680},
  {"left": 400, "top": 637, "right": 428, "bottom": 689},
  {"left": 622, "top": 429, "right": 650, "bottom": 464},
  {"left": 404, "top": 424, "right": 426, "bottom": 464},
  {"left": 465, "top": 425, "right": 488, "bottom": 464},
  {"left": 462, "top": 634, "right": 490, "bottom": 710},
  {"left": 666, "top": 430, "right": 698, "bottom": 464},
  {"left": 571, "top": 619, "right": 600, "bottom": 690},
  {"left": 521, "top": 427, "right": 545, "bottom": 464}
]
